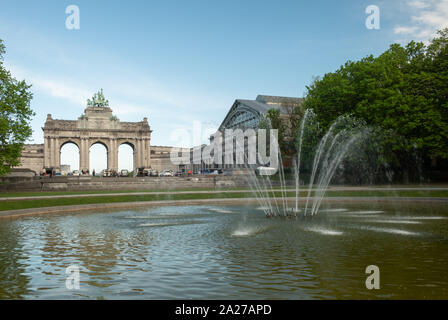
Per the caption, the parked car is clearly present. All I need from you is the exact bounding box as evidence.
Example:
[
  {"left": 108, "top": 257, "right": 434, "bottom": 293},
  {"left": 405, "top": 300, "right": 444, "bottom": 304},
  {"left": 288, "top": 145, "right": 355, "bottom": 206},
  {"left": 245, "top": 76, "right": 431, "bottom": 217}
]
[
  {"left": 120, "top": 169, "right": 129, "bottom": 177},
  {"left": 149, "top": 169, "right": 158, "bottom": 177},
  {"left": 174, "top": 171, "right": 183, "bottom": 176},
  {"left": 159, "top": 170, "right": 173, "bottom": 177},
  {"left": 136, "top": 168, "right": 150, "bottom": 177},
  {"left": 103, "top": 169, "right": 119, "bottom": 177},
  {"left": 257, "top": 166, "right": 277, "bottom": 176},
  {"left": 72, "top": 170, "right": 80, "bottom": 176}
]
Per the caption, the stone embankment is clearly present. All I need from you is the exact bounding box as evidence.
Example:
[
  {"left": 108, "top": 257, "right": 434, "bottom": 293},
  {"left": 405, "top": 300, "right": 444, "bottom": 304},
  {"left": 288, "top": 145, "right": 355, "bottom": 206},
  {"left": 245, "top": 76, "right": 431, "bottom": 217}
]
[{"left": 0, "top": 175, "right": 249, "bottom": 192}]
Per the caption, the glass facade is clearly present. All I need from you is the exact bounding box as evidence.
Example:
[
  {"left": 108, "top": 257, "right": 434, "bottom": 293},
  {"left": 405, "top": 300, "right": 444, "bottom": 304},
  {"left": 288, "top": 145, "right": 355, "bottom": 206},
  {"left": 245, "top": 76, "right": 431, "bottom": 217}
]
[
  {"left": 217, "top": 103, "right": 263, "bottom": 170},
  {"left": 222, "top": 109, "right": 260, "bottom": 130}
]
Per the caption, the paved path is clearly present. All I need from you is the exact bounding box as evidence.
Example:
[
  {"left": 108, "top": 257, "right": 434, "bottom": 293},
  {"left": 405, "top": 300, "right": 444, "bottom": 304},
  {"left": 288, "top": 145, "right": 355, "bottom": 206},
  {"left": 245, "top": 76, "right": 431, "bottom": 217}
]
[
  {"left": 1, "top": 186, "right": 448, "bottom": 201},
  {"left": 1, "top": 196, "right": 447, "bottom": 219}
]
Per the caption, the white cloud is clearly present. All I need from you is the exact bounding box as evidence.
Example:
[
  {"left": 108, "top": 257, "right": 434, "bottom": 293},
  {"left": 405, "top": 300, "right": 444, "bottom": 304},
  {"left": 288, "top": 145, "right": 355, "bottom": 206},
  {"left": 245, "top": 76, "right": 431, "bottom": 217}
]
[
  {"left": 5, "top": 61, "right": 223, "bottom": 122},
  {"left": 408, "top": 0, "right": 431, "bottom": 9},
  {"left": 394, "top": 26, "right": 418, "bottom": 34},
  {"left": 5, "top": 62, "right": 91, "bottom": 107},
  {"left": 4, "top": 62, "right": 195, "bottom": 119},
  {"left": 111, "top": 101, "right": 146, "bottom": 116},
  {"left": 34, "top": 79, "right": 91, "bottom": 106},
  {"left": 394, "top": 0, "right": 448, "bottom": 42},
  {"left": 4, "top": 45, "right": 229, "bottom": 148}
]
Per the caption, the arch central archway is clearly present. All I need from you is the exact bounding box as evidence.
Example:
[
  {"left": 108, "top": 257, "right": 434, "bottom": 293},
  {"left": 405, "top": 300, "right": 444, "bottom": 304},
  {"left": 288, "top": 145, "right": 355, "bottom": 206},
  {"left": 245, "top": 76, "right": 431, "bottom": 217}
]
[{"left": 89, "top": 141, "right": 108, "bottom": 175}]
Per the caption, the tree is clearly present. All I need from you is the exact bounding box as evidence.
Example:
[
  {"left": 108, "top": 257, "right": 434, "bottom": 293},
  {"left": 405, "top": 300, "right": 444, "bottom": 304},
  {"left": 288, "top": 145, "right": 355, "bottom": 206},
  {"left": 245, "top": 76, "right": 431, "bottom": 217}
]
[
  {"left": 303, "top": 29, "right": 448, "bottom": 182},
  {"left": 0, "top": 39, "right": 34, "bottom": 176},
  {"left": 263, "top": 104, "right": 305, "bottom": 158}
]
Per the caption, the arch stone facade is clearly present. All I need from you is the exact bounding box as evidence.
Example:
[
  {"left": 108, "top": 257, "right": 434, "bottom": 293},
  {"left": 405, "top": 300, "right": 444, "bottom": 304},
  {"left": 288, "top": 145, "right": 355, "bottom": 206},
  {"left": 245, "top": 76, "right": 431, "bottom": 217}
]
[{"left": 43, "top": 106, "right": 151, "bottom": 173}]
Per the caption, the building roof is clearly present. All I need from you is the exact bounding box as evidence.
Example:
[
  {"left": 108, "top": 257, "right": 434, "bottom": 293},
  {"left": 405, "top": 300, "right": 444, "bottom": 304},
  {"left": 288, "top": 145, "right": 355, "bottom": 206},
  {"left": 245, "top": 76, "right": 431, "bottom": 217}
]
[
  {"left": 218, "top": 94, "right": 303, "bottom": 130},
  {"left": 234, "top": 99, "right": 275, "bottom": 115},
  {"left": 256, "top": 95, "right": 303, "bottom": 106}
]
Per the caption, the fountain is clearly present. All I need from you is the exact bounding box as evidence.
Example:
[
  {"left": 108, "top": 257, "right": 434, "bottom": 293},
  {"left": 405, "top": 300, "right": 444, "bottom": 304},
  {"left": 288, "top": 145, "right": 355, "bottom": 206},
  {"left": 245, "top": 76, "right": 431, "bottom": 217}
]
[{"left": 244, "top": 109, "right": 370, "bottom": 218}]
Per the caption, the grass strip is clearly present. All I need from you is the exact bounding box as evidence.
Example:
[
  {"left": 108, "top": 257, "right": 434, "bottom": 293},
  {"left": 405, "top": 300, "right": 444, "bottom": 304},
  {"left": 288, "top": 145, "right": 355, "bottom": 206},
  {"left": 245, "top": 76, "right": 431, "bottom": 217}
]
[
  {"left": 0, "top": 190, "right": 447, "bottom": 211},
  {"left": 1, "top": 185, "right": 447, "bottom": 198}
]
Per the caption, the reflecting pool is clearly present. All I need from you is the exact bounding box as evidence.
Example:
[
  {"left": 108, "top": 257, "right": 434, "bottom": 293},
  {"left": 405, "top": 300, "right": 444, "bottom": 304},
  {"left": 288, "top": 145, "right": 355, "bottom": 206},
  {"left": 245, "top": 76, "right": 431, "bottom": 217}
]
[{"left": 0, "top": 201, "right": 447, "bottom": 299}]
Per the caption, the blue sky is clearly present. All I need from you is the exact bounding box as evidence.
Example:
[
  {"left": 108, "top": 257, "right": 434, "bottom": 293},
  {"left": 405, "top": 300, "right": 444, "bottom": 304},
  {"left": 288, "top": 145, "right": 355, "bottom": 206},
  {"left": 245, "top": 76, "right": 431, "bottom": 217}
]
[{"left": 1, "top": 0, "right": 447, "bottom": 171}]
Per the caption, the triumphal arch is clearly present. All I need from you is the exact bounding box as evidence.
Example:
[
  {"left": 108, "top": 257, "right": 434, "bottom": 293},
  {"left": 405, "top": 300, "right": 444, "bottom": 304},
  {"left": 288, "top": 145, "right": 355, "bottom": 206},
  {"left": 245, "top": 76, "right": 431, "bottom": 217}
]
[{"left": 42, "top": 90, "right": 151, "bottom": 173}]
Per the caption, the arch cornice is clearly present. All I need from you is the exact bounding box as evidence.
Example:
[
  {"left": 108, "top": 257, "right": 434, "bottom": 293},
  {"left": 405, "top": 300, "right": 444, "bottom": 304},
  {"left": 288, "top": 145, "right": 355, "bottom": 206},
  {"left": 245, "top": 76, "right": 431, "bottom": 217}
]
[
  {"left": 59, "top": 139, "right": 81, "bottom": 150},
  {"left": 117, "top": 139, "right": 136, "bottom": 149},
  {"left": 89, "top": 139, "right": 110, "bottom": 150}
]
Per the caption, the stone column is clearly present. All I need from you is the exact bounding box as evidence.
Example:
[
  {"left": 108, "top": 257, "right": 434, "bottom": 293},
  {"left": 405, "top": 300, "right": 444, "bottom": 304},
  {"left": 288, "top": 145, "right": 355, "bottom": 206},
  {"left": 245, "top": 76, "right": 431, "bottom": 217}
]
[
  {"left": 134, "top": 139, "right": 139, "bottom": 168},
  {"left": 80, "top": 138, "right": 89, "bottom": 173},
  {"left": 108, "top": 139, "right": 118, "bottom": 172},
  {"left": 55, "top": 137, "right": 60, "bottom": 170},
  {"left": 78, "top": 141, "right": 82, "bottom": 171},
  {"left": 142, "top": 138, "right": 147, "bottom": 168},
  {"left": 138, "top": 138, "right": 145, "bottom": 168},
  {"left": 49, "top": 138, "right": 53, "bottom": 168},
  {"left": 133, "top": 142, "right": 137, "bottom": 171},
  {"left": 147, "top": 137, "right": 151, "bottom": 169},
  {"left": 80, "top": 139, "right": 84, "bottom": 171},
  {"left": 137, "top": 138, "right": 142, "bottom": 168},
  {"left": 50, "top": 137, "right": 57, "bottom": 168},
  {"left": 79, "top": 138, "right": 84, "bottom": 171},
  {"left": 107, "top": 139, "right": 113, "bottom": 170},
  {"left": 44, "top": 137, "right": 50, "bottom": 169},
  {"left": 140, "top": 139, "right": 144, "bottom": 168},
  {"left": 48, "top": 137, "right": 53, "bottom": 168},
  {"left": 85, "top": 139, "right": 90, "bottom": 173},
  {"left": 143, "top": 138, "right": 150, "bottom": 168},
  {"left": 114, "top": 139, "right": 119, "bottom": 171}
]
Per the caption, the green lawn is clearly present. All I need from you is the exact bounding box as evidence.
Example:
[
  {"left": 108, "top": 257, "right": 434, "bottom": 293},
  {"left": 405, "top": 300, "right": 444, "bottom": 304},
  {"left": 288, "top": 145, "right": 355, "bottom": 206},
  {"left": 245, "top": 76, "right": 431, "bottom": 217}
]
[
  {"left": 0, "top": 188, "right": 220, "bottom": 198},
  {"left": 1, "top": 185, "right": 447, "bottom": 198},
  {"left": 0, "top": 190, "right": 447, "bottom": 211}
]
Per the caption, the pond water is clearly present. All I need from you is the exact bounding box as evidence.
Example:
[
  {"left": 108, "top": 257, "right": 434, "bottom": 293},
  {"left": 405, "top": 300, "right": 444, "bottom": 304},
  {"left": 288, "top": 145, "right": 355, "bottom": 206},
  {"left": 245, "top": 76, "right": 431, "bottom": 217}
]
[{"left": 0, "top": 201, "right": 447, "bottom": 299}]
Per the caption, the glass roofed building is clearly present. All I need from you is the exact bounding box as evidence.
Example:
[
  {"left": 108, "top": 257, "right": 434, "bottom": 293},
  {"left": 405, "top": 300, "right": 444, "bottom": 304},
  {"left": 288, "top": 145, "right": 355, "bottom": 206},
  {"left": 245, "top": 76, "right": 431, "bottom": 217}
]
[
  {"left": 184, "top": 94, "right": 303, "bottom": 173},
  {"left": 218, "top": 95, "right": 303, "bottom": 131}
]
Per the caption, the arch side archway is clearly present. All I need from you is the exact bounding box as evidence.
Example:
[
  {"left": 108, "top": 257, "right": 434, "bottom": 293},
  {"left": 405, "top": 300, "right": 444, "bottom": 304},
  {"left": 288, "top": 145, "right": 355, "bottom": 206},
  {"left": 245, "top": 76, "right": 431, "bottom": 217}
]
[
  {"left": 59, "top": 140, "right": 81, "bottom": 174},
  {"left": 118, "top": 141, "right": 135, "bottom": 174}
]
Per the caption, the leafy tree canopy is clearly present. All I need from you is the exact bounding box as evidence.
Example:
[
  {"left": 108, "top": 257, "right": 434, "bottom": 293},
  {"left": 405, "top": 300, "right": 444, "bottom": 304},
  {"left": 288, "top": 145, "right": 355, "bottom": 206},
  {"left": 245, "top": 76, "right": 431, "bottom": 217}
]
[
  {"left": 0, "top": 39, "right": 34, "bottom": 176},
  {"left": 303, "top": 29, "right": 448, "bottom": 165}
]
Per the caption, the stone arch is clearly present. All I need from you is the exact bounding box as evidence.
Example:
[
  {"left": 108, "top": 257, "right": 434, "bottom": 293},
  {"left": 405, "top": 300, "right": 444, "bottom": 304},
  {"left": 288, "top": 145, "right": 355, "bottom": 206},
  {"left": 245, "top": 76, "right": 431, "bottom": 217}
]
[
  {"left": 60, "top": 139, "right": 80, "bottom": 150},
  {"left": 59, "top": 139, "right": 81, "bottom": 173},
  {"left": 118, "top": 140, "right": 135, "bottom": 149},
  {"left": 42, "top": 106, "right": 151, "bottom": 174},
  {"left": 89, "top": 139, "right": 110, "bottom": 151},
  {"left": 118, "top": 141, "right": 135, "bottom": 172},
  {"left": 89, "top": 140, "right": 110, "bottom": 174}
]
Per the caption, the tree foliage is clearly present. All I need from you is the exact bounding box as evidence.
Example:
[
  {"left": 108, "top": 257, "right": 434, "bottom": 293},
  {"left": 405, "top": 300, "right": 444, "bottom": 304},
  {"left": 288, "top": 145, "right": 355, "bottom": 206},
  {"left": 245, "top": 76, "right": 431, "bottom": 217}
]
[
  {"left": 303, "top": 29, "right": 448, "bottom": 179},
  {"left": 0, "top": 39, "right": 34, "bottom": 176},
  {"left": 263, "top": 105, "right": 304, "bottom": 159}
]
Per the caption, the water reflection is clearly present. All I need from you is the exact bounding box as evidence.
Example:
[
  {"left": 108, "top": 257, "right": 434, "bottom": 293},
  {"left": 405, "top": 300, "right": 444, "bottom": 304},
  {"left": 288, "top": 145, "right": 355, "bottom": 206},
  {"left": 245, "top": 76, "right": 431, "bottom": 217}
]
[
  {"left": 0, "top": 202, "right": 447, "bottom": 299},
  {"left": 0, "top": 221, "right": 31, "bottom": 299}
]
